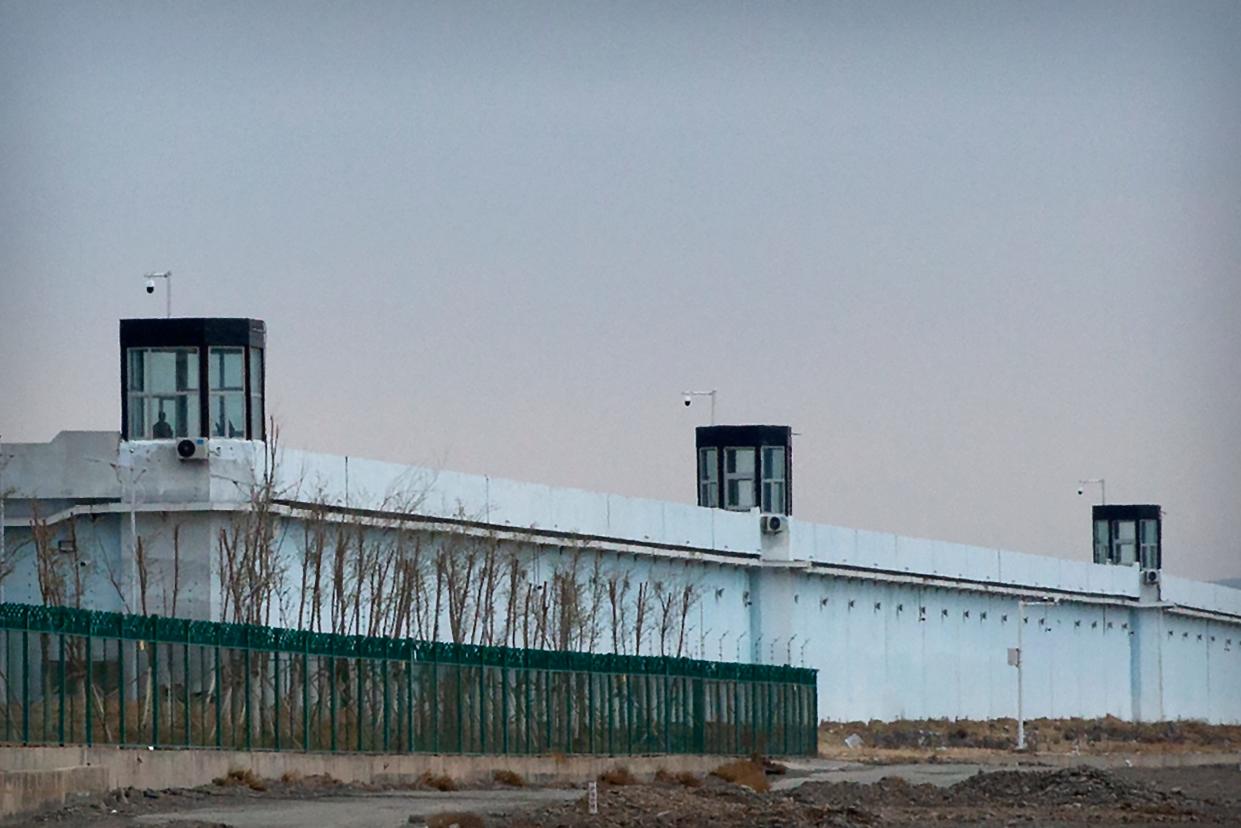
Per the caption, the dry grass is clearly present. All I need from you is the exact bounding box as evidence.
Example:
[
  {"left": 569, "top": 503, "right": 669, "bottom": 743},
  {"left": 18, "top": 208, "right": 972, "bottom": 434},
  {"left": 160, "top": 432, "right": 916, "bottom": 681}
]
[
  {"left": 279, "top": 770, "right": 301, "bottom": 784},
  {"left": 655, "top": 768, "right": 704, "bottom": 788},
  {"left": 710, "top": 759, "right": 769, "bottom": 793},
  {"left": 598, "top": 766, "right": 637, "bottom": 786},
  {"left": 492, "top": 769, "right": 526, "bottom": 787},
  {"left": 419, "top": 772, "right": 458, "bottom": 792},
  {"left": 426, "top": 812, "right": 485, "bottom": 828},
  {"left": 819, "top": 716, "right": 1241, "bottom": 759},
  {"left": 212, "top": 767, "right": 267, "bottom": 792}
]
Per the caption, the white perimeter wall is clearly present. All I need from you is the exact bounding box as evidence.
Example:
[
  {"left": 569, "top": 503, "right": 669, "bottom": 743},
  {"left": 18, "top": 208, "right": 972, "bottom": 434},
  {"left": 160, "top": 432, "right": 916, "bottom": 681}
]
[{"left": 3, "top": 433, "right": 1239, "bottom": 724}]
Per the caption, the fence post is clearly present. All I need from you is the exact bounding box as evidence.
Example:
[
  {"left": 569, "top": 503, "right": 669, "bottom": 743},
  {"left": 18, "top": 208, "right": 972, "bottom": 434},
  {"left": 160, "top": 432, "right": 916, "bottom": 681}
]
[
  {"left": 523, "top": 652, "right": 532, "bottom": 755},
  {"left": 274, "top": 650, "right": 281, "bottom": 752},
  {"left": 152, "top": 619, "right": 160, "bottom": 748},
  {"left": 382, "top": 643, "right": 390, "bottom": 754},
  {"left": 430, "top": 652, "right": 439, "bottom": 754},
  {"left": 455, "top": 662, "right": 463, "bottom": 753},
  {"left": 406, "top": 648, "right": 414, "bottom": 753},
  {"left": 500, "top": 651, "right": 509, "bottom": 755},
  {"left": 587, "top": 667, "right": 595, "bottom": 754},
  {"left": 302, "top": 639, "right": 310, "bottom": 752},
  {"left": 85, "top": 634, "right": 93, "bottom": 746},
  {"left": 606, "top": 672, "right": 614, "bottom": 756},
  {"left": 183, "top": 628, "right": 191, "bottom": 748},
  {"left": 329, "top": 654, "right": 337, "bottom": 753},
  {"left": 213, "top": 644, "right": 222, "bottom": 749},
  {"left": 544, "top": 669, "right": 552, "bottom": 753},
  {"left": 356, "top": 656, "right": 364, "bottom": 752},
  {"left": 243, "top": 636, "right": 251, "bottom": 751},
  {"left": 663, "top": 662, "right": 671, "bottom": 754},
  {"left": 55, "top": 632, "right": 65, "bottom": 745},
  {"left": 20, "top": 608, "right": 28, "bottom": 744},
  {"left": 478, "top": 657, "right": 486, "bottom": 754}
]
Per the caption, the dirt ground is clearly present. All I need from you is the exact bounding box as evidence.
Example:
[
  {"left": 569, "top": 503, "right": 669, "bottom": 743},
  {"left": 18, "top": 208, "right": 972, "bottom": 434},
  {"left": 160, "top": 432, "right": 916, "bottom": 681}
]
[
  {"left": 502, "top": 763, "right": 1241, "bottom": 827},
  {"left": 6, "top": 760, "right": 1240, "bottom": 828},
  {"left": 7, "top": 718, "right": 1241, "bottom": 827}
]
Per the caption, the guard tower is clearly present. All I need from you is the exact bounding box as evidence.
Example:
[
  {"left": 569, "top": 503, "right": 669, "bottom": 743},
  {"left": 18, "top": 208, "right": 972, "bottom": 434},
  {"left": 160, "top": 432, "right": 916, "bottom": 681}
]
[
  {"left": 120, "top": 318, "right": 266, "bottom": 443},
  {"left": 695, "top": 425, "right": 792, "bottom": 515},
  {"left": 1092, "top": 504, "right": 1161, "bottom": 570}
]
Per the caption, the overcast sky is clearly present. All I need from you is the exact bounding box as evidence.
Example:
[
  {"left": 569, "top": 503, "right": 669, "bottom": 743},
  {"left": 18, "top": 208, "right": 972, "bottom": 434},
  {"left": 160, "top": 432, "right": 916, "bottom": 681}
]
[{"left": 2, "top": 2, "right": 1239, "bottom": 582}]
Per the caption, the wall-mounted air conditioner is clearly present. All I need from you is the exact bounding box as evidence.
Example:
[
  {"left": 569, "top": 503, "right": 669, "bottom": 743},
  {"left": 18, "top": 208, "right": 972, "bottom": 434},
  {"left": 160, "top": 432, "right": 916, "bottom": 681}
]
[{"left": 760, "top": 514, "right": 786, "bottom": 535}]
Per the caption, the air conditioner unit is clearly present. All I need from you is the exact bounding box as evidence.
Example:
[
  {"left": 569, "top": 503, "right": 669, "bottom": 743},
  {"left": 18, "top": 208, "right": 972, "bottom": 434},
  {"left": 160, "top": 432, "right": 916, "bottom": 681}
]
[
  {"left": 176, "top": 438, "right": 210, "bottom": 461},
  {"left": 761, "top": 514, "right": 787, "bottom": 535},
  {"left": 1142, "top": 569, "right": 1160, "bottom": 586}
]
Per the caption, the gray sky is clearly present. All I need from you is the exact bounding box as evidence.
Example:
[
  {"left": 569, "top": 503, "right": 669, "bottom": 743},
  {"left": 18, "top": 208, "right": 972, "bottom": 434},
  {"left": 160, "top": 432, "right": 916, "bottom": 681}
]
[{"left": 2, "top": 2, "right": 1239, "bottom": 581}]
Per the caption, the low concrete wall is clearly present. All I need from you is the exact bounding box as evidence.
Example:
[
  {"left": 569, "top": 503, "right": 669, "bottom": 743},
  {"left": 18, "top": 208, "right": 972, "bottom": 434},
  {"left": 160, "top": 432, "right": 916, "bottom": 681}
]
[
  {"left": 0, "top": 746, "right": 738, "bottom": 818},
  {"left": 0, "top": 764, "right": 109, "bottom": 819}
]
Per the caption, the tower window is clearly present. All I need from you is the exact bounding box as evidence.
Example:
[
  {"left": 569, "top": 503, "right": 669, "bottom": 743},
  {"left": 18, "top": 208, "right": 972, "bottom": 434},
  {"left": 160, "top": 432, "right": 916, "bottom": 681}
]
[
  {"left": 761, "top": 446, "right": 786, "bottom": 513},
  {"left": 126, "top": 348, "right": 199, "bottom": 439},
  {"left": 209, "top": 347, "right": 246, "bottom": 437},
  {"left": 1139, "top": 518, "right": 1159, "bottom": 569},
  {"left": 1093, "top": 520, "right": 1110, "bottom": 564},
  {"left": 698, "top": 447, "right": 718, "bottom": 507},
  {"left": 1112, "top": 520, "right": 1137, "bottom": 565},
  {"left": 248, "top": 347, "right": 265, "bottom": 439},
  {"left": 723, "top": 447, "right": 756, "bottom": 510}
]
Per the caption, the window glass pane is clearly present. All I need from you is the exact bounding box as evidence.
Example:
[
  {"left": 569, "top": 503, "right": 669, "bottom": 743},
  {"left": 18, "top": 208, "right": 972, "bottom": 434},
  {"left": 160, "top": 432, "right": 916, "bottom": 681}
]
[
  {"left": 210, "top": 348, "right": 245, "bottom": 390},
  {"left": 700, "top": 480, "right": 718, "bottom": 508},
  {"left": 762, "top": 481, "right": 785, "bottom": 513},
  {"left": 211, "top": 393, "right": 246, "bottom": 437},
  {"left": 736, "top": 483, "right": 755, "bottom": 510},
  {"left": 225, "top": 394, "right": 244, "bottom": 437},
  {"left": 726, "top": 448, "right": 754, "bottom": 475},
  {"left": 128, "top": 394, "right": 146, "bottom": 438},
  {"left": 127, "top": 350, "right": 145, "bottom": 391},
  {"left": 762, "top": 447, "right": 785, "bottom": 480},
  {"left": 149, "top": 397, "right": 177, "bottom": 438},
  {"left": 1093, "top": 520, "right": 1110, "bottom": 564},
  {"left": 249, "top": 393, "right": 263, "bottom": 439},
  {"left": 699, "top": 448, "right": 716, "bottom": 480},
  {"left": 178, "top": 350, "right": 197, "bottom": 390},
  {"left": 147, "top": 350, "right": 177, "bottom": 392},
  {"left": 1140, "top": 519, "right": 1157, "bottom": 544},
  {"left": 1114, "top": 521, "right": 1137, "bottom": 565},
  {"left": 249, "top": 348, "right": 263, "bottom": 394}
]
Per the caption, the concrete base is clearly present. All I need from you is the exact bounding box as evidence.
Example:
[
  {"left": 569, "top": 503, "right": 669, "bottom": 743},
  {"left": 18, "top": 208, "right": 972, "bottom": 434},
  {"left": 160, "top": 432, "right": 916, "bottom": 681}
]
[{"left": 0, "top": 746, "right": 740, "bottom": 819}]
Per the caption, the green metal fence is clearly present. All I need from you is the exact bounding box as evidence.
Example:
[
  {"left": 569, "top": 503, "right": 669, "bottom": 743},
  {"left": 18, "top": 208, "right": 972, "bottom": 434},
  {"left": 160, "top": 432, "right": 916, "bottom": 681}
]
[{"left": 0, "top": 603, "right": 817, "bottom": 756}]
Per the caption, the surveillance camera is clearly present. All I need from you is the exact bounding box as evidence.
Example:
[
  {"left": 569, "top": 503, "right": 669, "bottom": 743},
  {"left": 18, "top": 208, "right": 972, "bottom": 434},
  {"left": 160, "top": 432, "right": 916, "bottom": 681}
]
[
  {"left": 683, "top": 394, "right": 692, "bottom": 407},
  {"left": 145, "top": 279, "right": 155, "bottom": 294},
  {"left": 1076, "top": 487, "right": 1084, "bottom": 496}
]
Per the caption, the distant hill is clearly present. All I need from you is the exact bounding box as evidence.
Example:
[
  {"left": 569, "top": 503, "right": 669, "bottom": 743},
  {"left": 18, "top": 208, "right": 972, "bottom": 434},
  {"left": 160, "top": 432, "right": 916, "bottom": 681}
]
[{"left": 1216, "top": 578, "right": 1241, "bottom": 590}]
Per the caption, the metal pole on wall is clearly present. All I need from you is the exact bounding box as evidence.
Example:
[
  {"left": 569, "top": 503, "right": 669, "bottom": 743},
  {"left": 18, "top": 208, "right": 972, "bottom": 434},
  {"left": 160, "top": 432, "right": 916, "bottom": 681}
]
[
  {"left": 1016, "top": 600, "right": 1025, "bottom": 750},
  {"left": 144, "top": 271, "right": 172, "bottom": 318},
  {"left": 1014, "top": 597, "right": 1058, "bottom": 751}
]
